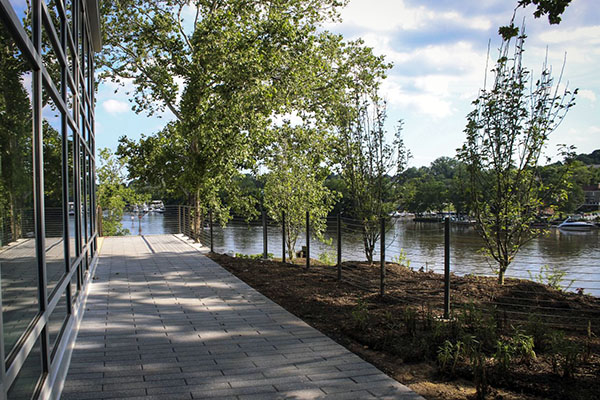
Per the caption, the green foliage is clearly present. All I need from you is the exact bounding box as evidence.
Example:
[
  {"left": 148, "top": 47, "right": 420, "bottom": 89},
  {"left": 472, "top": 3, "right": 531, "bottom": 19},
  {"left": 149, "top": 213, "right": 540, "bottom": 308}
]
[
  {"left": 318, "top": 251, "right": 336, "bottom": 266},
  {"left": 528, "top": 264, "right": 574, "bottom": 291},
  {"left": 335, "top": 92, "right": 409, "bottom": 262},
  {"left": 524, "top": 314, "right": 550, "bottom": 351},
  {"left": 351, "top": 297, "right": 370, "bottom": 331},
  {"left": 516, "top": 0, "right": 573, "bottom": 24},
  {"left": 106, "top": 0, "right": 358, "bottom": 235},
  {"left": 0, "top": 25, "right": 33, "bottom": 244},
  {"left": 437, "top": 340, "right": 463, "bottom": 375},
  {"left": 234, "top": 253, "right": 273, "bottom": 260},
  {"left": 97, "top": 148, "right": 143, "bottom": 236},
  {"left": 458, "top": 22, "right": 576, "bottom": 284},
  {"left": 549, "top": 331, "right": 581, "bottom": 379},
  {"left": 391, "top": 249, "right": 411, "bottom": 269},
  {"left": 402, "top": 307, "right": 418, "bottom": 338},
  {"left": 263, "top": 124, "right": 338, "bottom": 259}
]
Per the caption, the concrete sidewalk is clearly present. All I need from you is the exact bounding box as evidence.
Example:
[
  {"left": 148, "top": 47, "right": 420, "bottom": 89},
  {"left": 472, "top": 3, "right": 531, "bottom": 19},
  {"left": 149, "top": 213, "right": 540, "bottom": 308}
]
[{"left": 62, "top": 235, "right": 422, "bottom": 400}]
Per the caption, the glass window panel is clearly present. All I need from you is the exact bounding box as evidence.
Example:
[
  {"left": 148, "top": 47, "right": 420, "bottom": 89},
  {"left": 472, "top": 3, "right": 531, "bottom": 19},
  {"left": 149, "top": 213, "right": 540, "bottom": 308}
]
[
  {"left": 86, "top": 155, "right": 92, "bottom": 239},
  {"left": 47, "top": 0, "right": 62, "bottom": 36},
  {"left": 68, "top": 128, "right": 76, "bottom": 261},
  {"left": 69, "top": 264, "right": 79, "bottom": 304},
  {"left": 41, "top": 5, "right": 61, "bottom": 94},
  {"left": 48, "top": 290, "right": 68, "bottom": 355},
  {"left": 0, "top": 24, "right": 39, "bottom": 359},
  {"left": 7, "top": 337, "right": 42, "bottom": 400},
  {"left": 79, "top": 146, "right": 85, "bottom": 247},
  {"left": 42, "top": 95, "right": 66, "bottom": 294},
  {"left": 8, "top": 1, "right": 32, "bottom": 39}
]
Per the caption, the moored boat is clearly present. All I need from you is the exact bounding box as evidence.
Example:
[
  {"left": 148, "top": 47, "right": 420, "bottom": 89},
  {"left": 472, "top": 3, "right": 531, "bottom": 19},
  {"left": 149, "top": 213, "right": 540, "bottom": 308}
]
[{"left": 558, "top": 217, "right": 595, "bottom": 231}]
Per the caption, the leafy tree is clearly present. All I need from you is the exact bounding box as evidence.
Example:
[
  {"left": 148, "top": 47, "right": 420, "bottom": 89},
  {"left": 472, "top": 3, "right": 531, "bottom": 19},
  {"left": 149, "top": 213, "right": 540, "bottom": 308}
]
[
  {"left": 0, "top": 25, "right": 33, "bottom": 243},
  {"left": 336, "top": 93, "right": 410, "bottom": 263},
  {"left": 97, "top": 148, "right": 143, "bottom": 236},
  {"left": 413, "top": 176, "right": 448, "bottom": 214},
  {"left": 263, "top": 124, "right": 338, "bottom": 259},
  {"left": 516, "top": 0, "right": 573, "bottom": 24},
  {"left": 107, "top": 0, "right": 351, "bottom": 237},
  {"left": 458, "top": 24, "right": 576, "bottom": 284},
  {"left": 574, "top": 149, "right": 600, "bottom": 165}
]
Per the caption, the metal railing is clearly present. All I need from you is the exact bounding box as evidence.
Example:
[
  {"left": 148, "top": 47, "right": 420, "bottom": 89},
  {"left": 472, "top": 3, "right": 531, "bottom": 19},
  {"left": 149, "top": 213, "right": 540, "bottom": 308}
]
[{"left": 175, "top": 208, "right": 600, "bottom": 332}]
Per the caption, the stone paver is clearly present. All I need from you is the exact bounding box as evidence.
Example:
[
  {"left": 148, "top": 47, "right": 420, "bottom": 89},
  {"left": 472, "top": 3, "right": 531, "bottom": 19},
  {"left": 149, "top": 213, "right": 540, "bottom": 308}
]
[{"left": 62, "top": 234, "right": 423, "bottom": 399}]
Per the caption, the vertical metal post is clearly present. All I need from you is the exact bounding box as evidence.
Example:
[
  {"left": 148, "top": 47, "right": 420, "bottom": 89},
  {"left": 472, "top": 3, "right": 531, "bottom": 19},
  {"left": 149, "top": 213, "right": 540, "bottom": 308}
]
[
  {"left": 178, "top": 205, "right": 181, "bottom": 234},
  {"left": 262, "top": 210, "right": 268, "bottom": 259},
  {"left": 337, "top": 213, "right": 342, "bottom": 280},
  {"left": 306, "top": 211, "right": 310, "bottom": 269},
  {"left": 209, "top": 210, "right": 214, "bottom": 253},
  {"left": 97, "top": 206, "right": 103, "bottom": 237},
  {"left": 33, "top": 0, "right": 50, "bottom": 375},
  {"left": 282, "top": 211, "right": 286, "bottom": 263},
  {"left": 444, "top": 217, "right": 451, "bottom": 319},
  {"left": 380, "top": 217, "right": 385, "bottom": 296}
]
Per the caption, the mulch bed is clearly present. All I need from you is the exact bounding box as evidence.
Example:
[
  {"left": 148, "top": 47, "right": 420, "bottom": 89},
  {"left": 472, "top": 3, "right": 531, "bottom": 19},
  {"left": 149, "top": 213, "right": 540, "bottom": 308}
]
[{"left": 207, "top": 253, "right": 600, "bottom": 400}]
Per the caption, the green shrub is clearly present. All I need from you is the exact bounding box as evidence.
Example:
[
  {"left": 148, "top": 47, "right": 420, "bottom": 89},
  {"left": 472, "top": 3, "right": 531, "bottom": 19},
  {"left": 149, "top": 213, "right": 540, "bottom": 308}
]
[
  {"left": 351, "top": 297, "right": 369, "bottom": 331},
  {"left": 528, "top": 264, "right": 574, "bottom": 292},
  {"left": 318, "top": 251, "right": 336, "bottom": 266},
  {"left": 391, "top": 249, "right": 411, "bottom": 268},
  {"left": 549, "top": 331, "right": 581, "bottom": 379}
]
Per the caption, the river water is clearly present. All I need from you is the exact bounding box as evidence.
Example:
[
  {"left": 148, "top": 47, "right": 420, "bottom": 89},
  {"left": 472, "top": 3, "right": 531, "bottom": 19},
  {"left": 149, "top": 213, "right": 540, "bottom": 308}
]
[{"left": 121, "top": 212, "right": 600, "bottom": 296}]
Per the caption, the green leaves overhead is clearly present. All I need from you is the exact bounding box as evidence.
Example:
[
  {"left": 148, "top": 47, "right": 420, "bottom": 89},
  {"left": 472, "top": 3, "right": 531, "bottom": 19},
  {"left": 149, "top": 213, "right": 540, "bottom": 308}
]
[{"left": 106, "top": 0, "right": 394, "bottom": 231}]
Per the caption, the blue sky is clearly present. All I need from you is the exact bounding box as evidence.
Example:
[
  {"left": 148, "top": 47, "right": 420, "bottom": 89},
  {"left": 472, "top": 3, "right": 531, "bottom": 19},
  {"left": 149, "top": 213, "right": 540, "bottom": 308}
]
[{"left": 95, "top": 0, "right": 600, "bottom": 167}]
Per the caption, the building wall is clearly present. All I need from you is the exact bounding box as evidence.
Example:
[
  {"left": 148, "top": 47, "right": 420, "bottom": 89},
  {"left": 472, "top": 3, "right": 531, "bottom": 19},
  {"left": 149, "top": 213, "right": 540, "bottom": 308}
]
[{"left": 0, "top": 1, "right": 100, "bottom": 398}]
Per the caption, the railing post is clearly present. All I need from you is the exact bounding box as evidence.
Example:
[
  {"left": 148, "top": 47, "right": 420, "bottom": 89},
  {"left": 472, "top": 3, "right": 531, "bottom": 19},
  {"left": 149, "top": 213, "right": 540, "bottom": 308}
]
[
  {"left": 262, "top": 210, "right": 268, "bottom": 259},
  {"left": 282, "top": 211, "right": 286, "bottom": 263},
  {"left": 337, "top": 213, "right": 342, "bottom": 281},
  {"left": 178, "top": 205, "right": 181, "bottom": 234},
  {"left": 209, "top": 209, "right": 214, "bottom": 253},
  {"left": 380, "top": 217, "right": 385, "bottom": 297},
  {"left": 306, "top": 211, "right": 310, "bottom": 269},
  {"left": 444, "top": 217, "right": 451, "bottom": 319},
  {"left": 97, "top": 206, "right": 103, "bottom": 237}
]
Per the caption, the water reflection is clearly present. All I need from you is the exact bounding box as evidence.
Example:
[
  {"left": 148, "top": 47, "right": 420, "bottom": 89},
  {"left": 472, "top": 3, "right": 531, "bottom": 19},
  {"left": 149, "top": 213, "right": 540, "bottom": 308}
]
[
  {"left": 115, "top": 212, "right": 600, "bottom": 296},
  {"left": 0, "top": 22, "right": 38, "bottom": 359},
  {"left": 210, "top": 219, "right": 600, "bottom": 297}
]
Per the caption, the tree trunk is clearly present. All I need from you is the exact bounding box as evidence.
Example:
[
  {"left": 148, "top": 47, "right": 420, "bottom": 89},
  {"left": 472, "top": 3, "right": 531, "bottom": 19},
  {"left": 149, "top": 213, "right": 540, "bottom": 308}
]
[
  {"left": 497, "top": 262, "right": 507, "bottom": 285},
  {"left": 363, "top": 228, "right": 373, "bottom": 264},
  {"left": 286, "top": 227, "right": 296, "bottom": 260},
  {"left": 193, "top": 191, "right": 201, "bottom": 243},
  {"left": 9, "top": 192, "right": 18, "bottom": 242}
]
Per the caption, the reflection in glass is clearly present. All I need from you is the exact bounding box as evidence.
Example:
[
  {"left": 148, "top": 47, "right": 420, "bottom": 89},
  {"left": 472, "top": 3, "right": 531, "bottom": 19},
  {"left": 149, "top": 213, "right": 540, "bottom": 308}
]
[
  {"left": 0, "top": 24, "right": 39, "bottom": 358},
  {"left": 7, "top": 337, "right": 42, "bottom": 400},
  {"left": 68, "top": 128, "right": 76, "bottom": 261},
  {"left": 48, "top": 291, "right": 67, "bottom": 355},
  {"left": 43, "top": 100, "right": 66, "bottom": 294},
  {"left": 7, "top": 1, "right": 31, "bottom": 38}
]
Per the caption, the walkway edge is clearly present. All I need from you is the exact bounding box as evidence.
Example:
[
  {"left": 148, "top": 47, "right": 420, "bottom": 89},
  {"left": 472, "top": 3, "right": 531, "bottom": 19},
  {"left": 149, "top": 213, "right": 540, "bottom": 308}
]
[{"left": 48, "top": 253, "right": 101, "bottom": 400}]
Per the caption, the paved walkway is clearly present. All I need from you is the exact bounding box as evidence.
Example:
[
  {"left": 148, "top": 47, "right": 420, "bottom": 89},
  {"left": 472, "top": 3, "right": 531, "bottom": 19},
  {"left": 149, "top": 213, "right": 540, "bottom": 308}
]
[{"left": 62, "top": 235, "right": 422, "bottom": 400}]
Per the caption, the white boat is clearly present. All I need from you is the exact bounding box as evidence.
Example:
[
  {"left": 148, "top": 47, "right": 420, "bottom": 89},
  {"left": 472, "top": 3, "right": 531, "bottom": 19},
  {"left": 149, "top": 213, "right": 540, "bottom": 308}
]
[
  {"left": 150, "top": 200, "right": 165, "bottom": 213},
  {"left": 558, "top": 217, "right": 595, "bottom": 231}
]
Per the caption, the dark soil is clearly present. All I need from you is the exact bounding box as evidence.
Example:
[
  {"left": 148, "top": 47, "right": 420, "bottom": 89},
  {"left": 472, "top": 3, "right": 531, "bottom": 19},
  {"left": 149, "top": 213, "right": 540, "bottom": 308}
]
[{"left": 207, "top": 253, "right": 600, "bottom": 400}]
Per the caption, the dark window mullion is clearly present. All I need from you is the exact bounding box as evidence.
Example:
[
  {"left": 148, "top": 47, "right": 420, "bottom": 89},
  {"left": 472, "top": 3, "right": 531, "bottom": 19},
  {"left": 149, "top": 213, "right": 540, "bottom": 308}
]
[
  {"left": 60, "top": 0, "right": 73, "bottom": 314},
  {"left": 32, "top": 0, "right": 50, "bottom": 383}
]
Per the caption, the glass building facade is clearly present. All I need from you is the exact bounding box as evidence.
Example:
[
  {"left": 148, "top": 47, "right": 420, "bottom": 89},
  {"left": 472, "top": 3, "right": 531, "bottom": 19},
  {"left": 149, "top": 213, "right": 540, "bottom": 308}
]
[{"left": 0, "top": 1, "right": 100, "bottom": 398}]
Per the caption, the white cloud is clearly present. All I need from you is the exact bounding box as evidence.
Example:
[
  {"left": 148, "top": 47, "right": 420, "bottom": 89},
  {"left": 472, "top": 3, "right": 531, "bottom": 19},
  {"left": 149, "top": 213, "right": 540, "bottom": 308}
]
[
  {"left": 102, "top": 77, "right": 136, "bottom": 92},
  {"left": 332, "top": 0, "right": 491, "bottom": 33},
  {"left": 538, "top": 26, "right": 600, "bottom": 45},
  {"left": 102, "top": 99, "right": 130, "bottom": 114},
  {"left": 381, "top": 78, "right": 453, "bottom": 119},
  {"left": 579, "top": 89, "right": 597, "bottom": 102}
]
